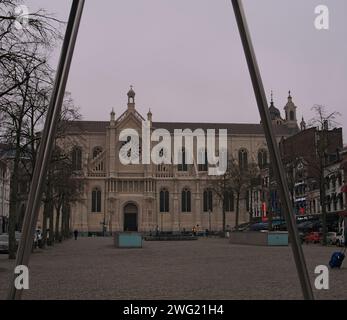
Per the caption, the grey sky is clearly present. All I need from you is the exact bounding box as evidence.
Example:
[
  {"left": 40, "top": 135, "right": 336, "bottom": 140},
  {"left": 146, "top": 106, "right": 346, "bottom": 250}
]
[{"left": 26, "top": 0, "right": 347, "bottom": 142}]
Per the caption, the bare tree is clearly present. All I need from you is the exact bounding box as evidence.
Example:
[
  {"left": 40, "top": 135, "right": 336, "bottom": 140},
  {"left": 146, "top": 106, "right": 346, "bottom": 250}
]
[
  {"left": 0, "top": 0, "right": 63, "bottom": 258},
  {"left": 0, "top": 0, "right": 62, "bottom": 99},
  {"left": 211, "top": 171, "right": 232, "bottom": 234},
  {"left": 211, "top": 158, "right": 259, "bottom": 232},
  {"left": 308, "top": 105, "right": 341, "bottom": 130},
  {"left": 306, "top": 105, "right": 342, "bottom": 245},
  {"left": 51, "top": 148, "right": 84, "bottom": 242}
]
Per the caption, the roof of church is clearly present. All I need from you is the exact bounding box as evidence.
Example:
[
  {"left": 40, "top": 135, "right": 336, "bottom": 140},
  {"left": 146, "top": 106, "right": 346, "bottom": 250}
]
[{"left": 65, "top": 120, "right": 296, "bottom": 136}]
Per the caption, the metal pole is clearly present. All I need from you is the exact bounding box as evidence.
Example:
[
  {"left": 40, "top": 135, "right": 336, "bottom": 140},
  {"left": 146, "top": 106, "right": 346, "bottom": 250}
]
[
  {"left": 7, "top": 0, "right": 85, "bottom": 300},
  {"left": 231, "top": 0, "right": 314, "bottom": 300}
]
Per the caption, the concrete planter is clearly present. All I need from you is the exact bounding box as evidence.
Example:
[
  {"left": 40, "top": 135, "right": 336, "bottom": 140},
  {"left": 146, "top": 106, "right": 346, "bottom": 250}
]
[
  {"left": 230, "top": 231, "right": 288, "bottom": 246},
  {"left": 114, "top": 232, "right": 143, "bottom": 248}
]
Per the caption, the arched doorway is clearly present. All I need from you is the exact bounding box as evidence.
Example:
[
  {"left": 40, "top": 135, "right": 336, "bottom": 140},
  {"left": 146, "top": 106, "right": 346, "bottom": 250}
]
[{"left": 123, "top": 203, "right": 138, "bottom": 231}]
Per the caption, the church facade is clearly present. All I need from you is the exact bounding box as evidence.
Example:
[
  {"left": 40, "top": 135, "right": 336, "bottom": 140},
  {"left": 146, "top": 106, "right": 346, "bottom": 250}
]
[{"left": 63, "top": 88, "right": 299, "bottom": 235}]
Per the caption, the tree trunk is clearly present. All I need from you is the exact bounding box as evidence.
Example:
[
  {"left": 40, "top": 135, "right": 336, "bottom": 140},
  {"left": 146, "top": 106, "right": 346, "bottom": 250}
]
[
  {"left": 222, "top": 206, "right": 226, "bottom": 234},
  {"left": 235, "top": 192, "right": 240, "bottom": 230},
  {"left": 48, "top": 203, "right": 54, "bottom": 246},
  {"left": 42, "top": 202, "right": 49, "bottom": 248},
  {"left": 8, "top": 138, "right": 21, "bottom": 259},
  {"left": 320, "top": 178, "right": 327, "bottom": 246},
  {"left": 61, "top": 203, "right": 66, "bottom": 240},
  {"left": 55, "top": 203, "right": 62, "bottom": 242},
  {"left": 62, "top": 203, "right": 70, "bottom": 239}
]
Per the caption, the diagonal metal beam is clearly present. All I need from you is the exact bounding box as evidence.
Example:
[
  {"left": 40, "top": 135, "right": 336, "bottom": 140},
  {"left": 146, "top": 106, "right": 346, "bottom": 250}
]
[
  {"left": 7, "top": 0, "right": 85, "bottom": 300},
  {"left": 231, "top": 0, "right": 314, "bottom": 300}
]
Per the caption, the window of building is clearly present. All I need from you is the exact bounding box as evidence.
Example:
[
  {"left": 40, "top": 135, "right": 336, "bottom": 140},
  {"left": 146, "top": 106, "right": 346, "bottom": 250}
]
[
  {"left": 160, "top": 189, "right": 170, "bottom": 212},
  {"left": 203, "top": 189, "right": 213, "bottom": 212},
  {"left": 258, "top": 149, "right": 268, "bottom": 169},
  {"left": 238, "top": 148, "right": 248, "bottom": 171},
  {"left": 331, "top": 175, "right": 336, "bottom": 189},
  {"left": 198, "top": 149, "right": 208, "bottom": 172},
  {"left": 93, "top": 147, "right": 103, "bottom": 159},
  {"left": 178, "top": 148, "right": 188, "bottom": 172},
  {"left": 245, "top": 190, "right": 250, "bottom": 211},
  {"left": 181, "top": 188, "right": 191, "bottom": 212},
  {"left": 120, "top": 136, "right": 142, "bottom": 159},
  {"left": 325, "top": 176, "right": 330, "bottom": 190},
  {"left": 338, "top": 193, "right": 343, "bottom": 210},
  {"left": 333, "top": 195, "right": 338, "bottom": 211},
  {"left": 326, "top": 195, "right": 331, "bottom": 212},
  {"left": 337, "top": 173, "right": 343, "bottom": 186},
  {"left": 92, "top": 188, "right": 102, "bottom": 212},
  {"left": 71, "top": 147, "right": 82, "bottom": 171},
  {"left": 224, "top": 190, "right": 234, "bottom": 212}
]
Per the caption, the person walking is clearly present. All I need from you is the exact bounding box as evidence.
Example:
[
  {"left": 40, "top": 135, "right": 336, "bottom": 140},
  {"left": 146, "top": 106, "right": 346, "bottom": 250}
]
[{"left": 74, "top": 229, "right": 79, "bottom": 240}]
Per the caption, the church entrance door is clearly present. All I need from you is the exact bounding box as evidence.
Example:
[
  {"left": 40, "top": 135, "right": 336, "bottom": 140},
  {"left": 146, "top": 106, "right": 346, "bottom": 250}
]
[{"left": 123, "top": 203, "right": 138, "bottom": 231}]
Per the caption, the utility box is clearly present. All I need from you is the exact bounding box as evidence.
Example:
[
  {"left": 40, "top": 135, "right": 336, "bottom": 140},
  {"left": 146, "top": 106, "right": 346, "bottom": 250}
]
[
  {"left": 230, "top": 231, "right": 288, "bottom": 246},
  {"left": 267, "top": 231, "right": 288, "bottom": 246},
  {"left": 114, "top": 232, "right": 143, "bottom": 248}
]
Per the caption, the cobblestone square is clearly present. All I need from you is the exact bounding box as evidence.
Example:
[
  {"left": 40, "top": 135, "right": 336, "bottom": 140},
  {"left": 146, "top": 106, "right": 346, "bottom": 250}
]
[{"left": 0, "top": 237, "right": 346, "bottom": 300}]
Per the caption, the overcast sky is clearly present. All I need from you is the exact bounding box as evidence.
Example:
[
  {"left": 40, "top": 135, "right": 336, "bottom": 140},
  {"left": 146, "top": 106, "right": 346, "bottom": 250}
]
[{"left": 26, "top": 0, "right": 347, "bottom": 142}]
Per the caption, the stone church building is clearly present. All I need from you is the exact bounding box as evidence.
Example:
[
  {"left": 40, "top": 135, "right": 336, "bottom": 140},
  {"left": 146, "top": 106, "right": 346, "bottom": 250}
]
[{"left": 62, "top": 87, "right": 299, "bottom": 235}]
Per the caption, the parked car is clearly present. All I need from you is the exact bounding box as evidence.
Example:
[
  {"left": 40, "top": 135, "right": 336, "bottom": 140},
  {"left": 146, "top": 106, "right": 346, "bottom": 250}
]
[
  {"left": 0, "top": 232, "right": 21, "bottom": 253},
  {"left": 249, "top": 222, "right": 268, "bottom": 231},
  {"left": 234, "top": 222, "right": 251, "bottom": 232},
  {"left": 304, "top": 232, "right": 322, "bottom": 244},
  {"left": 0, "top": 234, "right": 9, "bottom": 253}
]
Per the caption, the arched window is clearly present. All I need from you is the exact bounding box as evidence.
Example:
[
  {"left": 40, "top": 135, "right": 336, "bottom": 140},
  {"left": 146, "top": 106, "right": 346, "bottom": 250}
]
[
  {"left": 181, "top": 188, "right": 191, "bottom": 212},
  {"left": 238, "top": 148, "right": 248, "bottom": 171},
  {"left": 325, "top": 176, "right": 330, "bottom": 189},
  {"left": 160, "top": 189, "right": 170, "bottom": 212},
  {"left": 339, "top": 193, "right": 343, "bottom": 210},
  {"left": 337, "top": 173, "right": 342, "bottom": 186},
  {"left": 258, "top": 149, "right": 268, "bottom": 169},
  {"left": 71, "top": 147, "right": 82, "bottom": 171},
  {"left": 326, "top": 195, "right": 331, "bottom": 212},
  {"left": 198, "top": 149, "right": 208, "bottom": 172},
  {"left": 290, "top": 111, "right": 295, "bottom": 121},
  {"left": 93, "top": 147, "right": 103, "bottom": 159},
  {"left": 178, "top": 148, "right": 188, "bottom": 171},
  {"left": 331, "top": 175, "right": 336, "bottom": 189},
  {"left": 92, "top": 188, "right": 102, "bottom": 213},
  {"left": 203, "top": 189, "right": 213, "bottom": 212},
  {"left": 224, "top": 190, "right": 234, "bottom": 212}
]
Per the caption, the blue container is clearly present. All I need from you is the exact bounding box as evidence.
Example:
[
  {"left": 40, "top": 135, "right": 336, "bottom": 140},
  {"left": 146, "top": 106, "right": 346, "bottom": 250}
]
[
  {"left": 114, "top": 232, "right": 143, "bottom": 248},
  {"left": 267, "top": 232, "right": 288, "bottom": 246}
]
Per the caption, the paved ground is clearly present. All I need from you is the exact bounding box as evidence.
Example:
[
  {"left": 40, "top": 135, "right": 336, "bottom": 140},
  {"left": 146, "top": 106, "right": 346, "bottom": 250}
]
[{"left": 0, "top": 237, "right": 346, "bottom": 300}]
